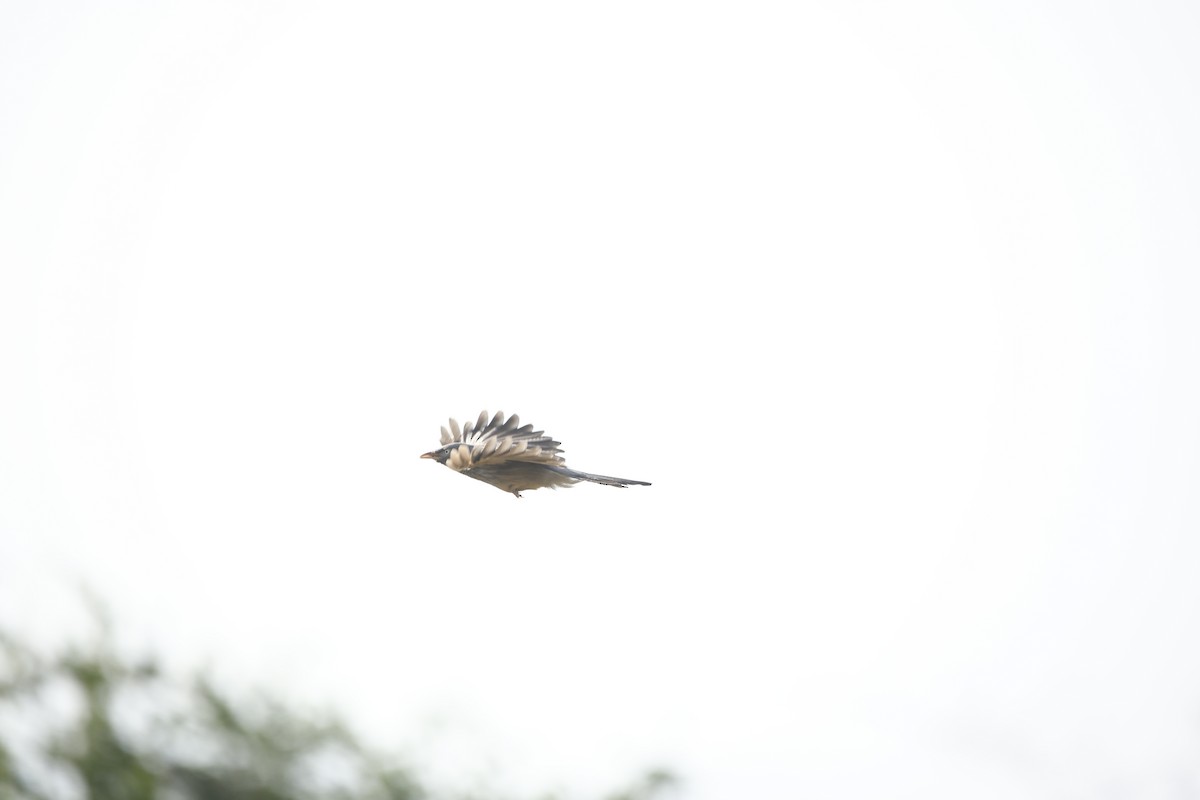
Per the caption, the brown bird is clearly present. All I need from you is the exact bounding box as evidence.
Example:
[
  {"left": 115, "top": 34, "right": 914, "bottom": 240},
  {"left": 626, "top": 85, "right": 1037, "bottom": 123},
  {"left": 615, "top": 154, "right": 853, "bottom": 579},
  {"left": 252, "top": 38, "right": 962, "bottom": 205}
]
[{"left": 421, "top": 411, "right": 651, "bottom": 498}]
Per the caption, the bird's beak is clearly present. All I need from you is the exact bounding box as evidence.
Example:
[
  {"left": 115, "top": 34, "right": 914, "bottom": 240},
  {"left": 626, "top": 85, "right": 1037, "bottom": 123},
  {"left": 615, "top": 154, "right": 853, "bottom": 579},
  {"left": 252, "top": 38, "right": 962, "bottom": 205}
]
[{"left": 420, "top": 451, "right": 436, "bottom": 459}]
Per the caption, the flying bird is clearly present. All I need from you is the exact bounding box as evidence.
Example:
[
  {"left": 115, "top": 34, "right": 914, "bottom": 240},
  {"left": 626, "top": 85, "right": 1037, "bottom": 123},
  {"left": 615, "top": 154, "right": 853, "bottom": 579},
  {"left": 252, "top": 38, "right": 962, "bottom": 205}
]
[{"left": 421, "top": 411, "right": 651, "bottom": 497}]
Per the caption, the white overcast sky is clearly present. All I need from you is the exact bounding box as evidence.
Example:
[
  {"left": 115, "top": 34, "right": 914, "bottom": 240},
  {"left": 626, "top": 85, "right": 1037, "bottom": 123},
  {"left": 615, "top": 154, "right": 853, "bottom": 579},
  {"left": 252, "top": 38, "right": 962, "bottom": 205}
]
[{"left": 3, "top": 2, "right": 1200, "bottom": 798}]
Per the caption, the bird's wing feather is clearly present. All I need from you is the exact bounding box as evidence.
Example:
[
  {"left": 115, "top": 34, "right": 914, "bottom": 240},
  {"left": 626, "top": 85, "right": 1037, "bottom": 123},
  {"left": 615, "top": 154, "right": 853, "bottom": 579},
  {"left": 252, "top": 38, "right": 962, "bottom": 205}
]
[{"left": 440, "top": 411, "right": 566, "bottom": 470}]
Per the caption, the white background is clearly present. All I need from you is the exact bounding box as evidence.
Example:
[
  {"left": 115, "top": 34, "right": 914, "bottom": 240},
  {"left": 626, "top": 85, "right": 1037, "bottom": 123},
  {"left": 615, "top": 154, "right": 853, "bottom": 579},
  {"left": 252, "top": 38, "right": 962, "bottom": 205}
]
[{"left": 3, "top": 2, "right": 1200, "bottom": 798}]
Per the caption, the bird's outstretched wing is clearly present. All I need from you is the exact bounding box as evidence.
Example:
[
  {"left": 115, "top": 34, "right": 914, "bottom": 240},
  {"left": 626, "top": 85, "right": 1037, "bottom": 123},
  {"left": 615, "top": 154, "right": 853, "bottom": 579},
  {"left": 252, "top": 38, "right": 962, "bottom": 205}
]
[{"left": 439, "top": 411, "right": 566, "bottom": 471}]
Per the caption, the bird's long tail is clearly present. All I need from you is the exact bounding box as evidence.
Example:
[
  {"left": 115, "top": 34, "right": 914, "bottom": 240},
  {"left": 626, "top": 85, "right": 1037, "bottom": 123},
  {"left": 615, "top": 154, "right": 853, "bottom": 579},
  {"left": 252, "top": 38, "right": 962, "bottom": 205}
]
[{"left": 552, "top": 466, "right": 651, "bottom": 488}]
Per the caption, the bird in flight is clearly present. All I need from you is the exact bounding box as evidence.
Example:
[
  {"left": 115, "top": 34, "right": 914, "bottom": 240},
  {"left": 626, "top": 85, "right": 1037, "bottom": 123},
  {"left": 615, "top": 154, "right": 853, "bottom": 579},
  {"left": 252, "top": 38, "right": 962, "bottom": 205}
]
[{"left": 421, "top": 411, "right": 651, "bottom": 497}]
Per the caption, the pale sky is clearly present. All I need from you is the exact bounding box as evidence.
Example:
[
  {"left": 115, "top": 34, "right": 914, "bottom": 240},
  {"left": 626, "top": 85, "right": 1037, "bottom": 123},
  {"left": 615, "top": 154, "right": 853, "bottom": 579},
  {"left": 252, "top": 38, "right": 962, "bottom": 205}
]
[{"left": 3, "top": 2, "right": 1200, "bottom": 798}]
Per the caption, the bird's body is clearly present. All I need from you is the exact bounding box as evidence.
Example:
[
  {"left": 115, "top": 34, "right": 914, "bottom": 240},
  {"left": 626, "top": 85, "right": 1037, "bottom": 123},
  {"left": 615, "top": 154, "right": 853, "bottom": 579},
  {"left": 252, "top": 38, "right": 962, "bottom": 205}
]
[{"left": 421, "top": 411, "right": 651, "bottom": 497}]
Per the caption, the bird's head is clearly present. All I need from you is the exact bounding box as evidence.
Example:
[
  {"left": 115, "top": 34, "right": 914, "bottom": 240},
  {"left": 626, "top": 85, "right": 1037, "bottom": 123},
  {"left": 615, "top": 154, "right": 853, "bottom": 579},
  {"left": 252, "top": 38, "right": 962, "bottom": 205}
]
[
  {"left": 420, "top": 447, "right": 452, "bottom": 464},
  {"left": 422, "top": 443, "right": 473, "bottom": 471}
]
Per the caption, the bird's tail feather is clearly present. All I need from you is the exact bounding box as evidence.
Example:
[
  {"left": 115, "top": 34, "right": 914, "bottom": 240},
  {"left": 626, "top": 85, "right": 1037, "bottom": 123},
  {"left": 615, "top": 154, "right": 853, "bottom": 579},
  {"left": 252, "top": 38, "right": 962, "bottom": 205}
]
[{"left": 552, "top": 466, "right": 651, "bottom": 488}]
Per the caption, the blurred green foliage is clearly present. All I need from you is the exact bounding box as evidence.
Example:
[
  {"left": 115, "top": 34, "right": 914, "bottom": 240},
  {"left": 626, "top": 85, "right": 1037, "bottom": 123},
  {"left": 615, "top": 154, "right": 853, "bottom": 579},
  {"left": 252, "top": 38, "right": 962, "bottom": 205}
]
[{"left": 0, "top": 616, "right": 676, "bottom": 800}]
